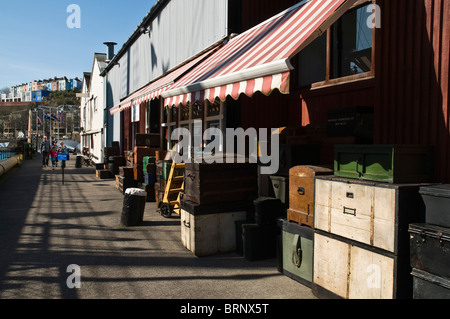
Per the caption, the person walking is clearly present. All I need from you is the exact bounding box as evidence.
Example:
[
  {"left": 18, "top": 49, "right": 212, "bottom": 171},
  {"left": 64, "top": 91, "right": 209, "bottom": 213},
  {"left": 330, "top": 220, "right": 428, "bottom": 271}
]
[
  {"left": 50, "top": 146, "right": 58, "bottom": 170},
  {"left": 40, "top": 136, "right": 51, "bottom": 168}
]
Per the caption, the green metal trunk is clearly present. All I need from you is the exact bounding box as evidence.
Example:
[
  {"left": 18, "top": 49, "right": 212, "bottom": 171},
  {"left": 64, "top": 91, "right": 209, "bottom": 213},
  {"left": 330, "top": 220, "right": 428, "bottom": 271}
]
[
  {"left": 334, "top": 145, "right": 434, "bottom": 183},
  {"left": 281, "top": 220, "right": 313, "bottom": 287}
]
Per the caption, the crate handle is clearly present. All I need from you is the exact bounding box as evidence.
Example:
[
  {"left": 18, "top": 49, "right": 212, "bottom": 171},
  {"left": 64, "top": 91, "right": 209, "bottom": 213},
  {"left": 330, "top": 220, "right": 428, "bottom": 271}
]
[
  {"left": 343, "top": 206, "right": 356, "bottom": 216},
  {"left": 186, "top": 173, "right": 195, "bottom": 181},
  {"left": 183, "top": 220, "right": 191, "bottom": 228},
  {"left": 297, "top": 187, "right": 305, "bottom": 195}
]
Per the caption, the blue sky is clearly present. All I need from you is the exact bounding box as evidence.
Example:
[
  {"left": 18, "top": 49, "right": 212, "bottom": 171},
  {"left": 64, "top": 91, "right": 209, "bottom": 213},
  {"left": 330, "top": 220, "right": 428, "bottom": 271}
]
[{"left": 0, "top": 0, "right": 157, "bottom": 89}]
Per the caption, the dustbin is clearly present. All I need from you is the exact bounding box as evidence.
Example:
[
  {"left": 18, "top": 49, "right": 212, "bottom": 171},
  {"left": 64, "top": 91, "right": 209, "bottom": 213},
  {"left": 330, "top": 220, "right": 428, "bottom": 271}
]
[
  {"left": 75, "top": 155, "right": 83, "bottom": 168},
  {"left": 120, "top": 188, "right": 147, "bottom": 227}
]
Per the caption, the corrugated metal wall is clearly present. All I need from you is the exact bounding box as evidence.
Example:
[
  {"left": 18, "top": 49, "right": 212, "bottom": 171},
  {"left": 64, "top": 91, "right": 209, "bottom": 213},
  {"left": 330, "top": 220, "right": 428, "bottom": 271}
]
[
  {"left": 375, "top": 0, "right": 450, "bottom": 182},
  {"left": 107, "top": 0, "right": 229, "bottom": 108}
]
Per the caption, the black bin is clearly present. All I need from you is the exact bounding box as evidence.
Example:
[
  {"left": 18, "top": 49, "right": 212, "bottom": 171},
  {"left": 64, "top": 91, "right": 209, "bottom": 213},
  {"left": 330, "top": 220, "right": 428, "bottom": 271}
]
[
  {"left": 75, "top": 155, "right": 83, "bottom": 168},
  {"left": 120, "top": 188, "right": 147, "bottom": 227}
]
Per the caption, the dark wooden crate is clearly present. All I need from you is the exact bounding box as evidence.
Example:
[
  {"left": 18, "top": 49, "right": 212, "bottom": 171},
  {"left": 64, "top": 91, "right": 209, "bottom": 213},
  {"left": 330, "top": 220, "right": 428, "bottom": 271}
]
[
  {"left": 135, "top": 134, "right": 160, "bottom": 148},
  {"left": 184, "top": 162, "right": 258, "bottom": 205},
  {"left": 134, "top": 146, "right": 159, "bottom": 164}
]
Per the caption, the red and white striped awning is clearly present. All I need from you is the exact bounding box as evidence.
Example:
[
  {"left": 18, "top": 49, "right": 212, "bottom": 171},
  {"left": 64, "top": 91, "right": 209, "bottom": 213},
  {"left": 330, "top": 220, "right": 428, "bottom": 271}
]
[
  {"left": 110, "top": 42, "right": 223, "bottom": 115},
  {"left": 162, "top": 0, "right": 356, "bottom": 107}
]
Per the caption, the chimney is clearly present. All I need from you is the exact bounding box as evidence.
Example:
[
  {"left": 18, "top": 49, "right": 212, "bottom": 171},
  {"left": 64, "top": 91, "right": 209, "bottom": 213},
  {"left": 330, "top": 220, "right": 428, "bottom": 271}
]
[{"left": 104, "top": 42, "right": 117, "bottom": 62}]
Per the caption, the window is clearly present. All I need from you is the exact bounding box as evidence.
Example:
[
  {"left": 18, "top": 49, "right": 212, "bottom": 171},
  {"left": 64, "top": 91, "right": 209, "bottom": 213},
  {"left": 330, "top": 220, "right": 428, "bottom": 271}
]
[{"left": 297, "top": 1, "right": 374, "bottom": 88}]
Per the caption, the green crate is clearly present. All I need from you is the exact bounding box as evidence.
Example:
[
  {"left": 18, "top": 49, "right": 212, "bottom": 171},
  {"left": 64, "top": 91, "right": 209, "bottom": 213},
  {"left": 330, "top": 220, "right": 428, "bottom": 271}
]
[{"left": 334, "top": 145, "right": 434, "bottom": 183}]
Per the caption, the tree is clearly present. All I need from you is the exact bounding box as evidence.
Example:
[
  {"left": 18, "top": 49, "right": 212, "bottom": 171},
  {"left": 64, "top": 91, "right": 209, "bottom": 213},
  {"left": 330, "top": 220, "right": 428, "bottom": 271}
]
[
  {"left": 0, "top": 87, "right": 10, "bottom": 95},
  {"left": 42, "top": 88, "right": 81, "bottom": 107}
]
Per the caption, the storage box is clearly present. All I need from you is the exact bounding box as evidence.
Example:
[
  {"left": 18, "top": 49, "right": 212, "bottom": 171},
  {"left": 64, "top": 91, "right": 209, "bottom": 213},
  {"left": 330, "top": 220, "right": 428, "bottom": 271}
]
[
  {"left": 142, "top": 183, "right": 156, "bottom": 202},
  {"left": 411, "top": 268, "right": 450, "bottom": 299},
  {"left": 144, "top": 173, "right": 157, "bottom": 185},
  {"left": 116, "top": 175, "right": 138, "bottom": 195},
  {"left": 312, "top": 231, "right": 412, "bottom": 299},
  {"left": 409, "top": 223, "right": 450, "bottom": 279},
  {"left": 253, "top": 197, "right": 285, "bottom": 225},
  {"left": 119, "top": 166, "right": 134, "bottom": 179},
  {"left": 242, "top": 223, "right": 279, "bottom": 261},
  {"left": 180, "top": 199, "right": 247, "bottom": 257},
  {"left": 269, "top": 175, "right": 289, "bottom": 206},
  {"left": 104, "top": 146, "right": 121, "bottom": 157},
  {"left": 314, "top": 176, "right": 425, "bottom": 254},
  {"left": 287, "top": 165, "right": 333, "bottom": 228},
  {"left": 334, "top": 145, "right": 434, "bottom": 184},
  {"left": 281, "top": 220, "right": 314, "bottom": 287},
  {"left": 134, "top": 164, "right": 144, "bottom": 182},
  {"left": 135, "top": 133, "right": 160, "bottom": 148},
  {"left": 96, "top": 169, "right": 112, "bottom": 179},
  {"left": 134, "top": 147, "right": 159, "bottom": 164},
  {"left": 184, "top": 162, "right": 258, "bottom": 205},
  {"left": 419, "top": 184, "right": 450, "bottom": 228}
]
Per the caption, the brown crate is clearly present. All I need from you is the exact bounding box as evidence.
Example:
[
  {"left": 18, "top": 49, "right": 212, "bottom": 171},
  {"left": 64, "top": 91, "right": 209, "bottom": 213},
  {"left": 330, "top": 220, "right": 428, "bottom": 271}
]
[
  {"left": 96, "top": 169, "right": 112, "bottom": 179},
  {"left": 134, "top": 146, "right": 159, "bottom": 164}
]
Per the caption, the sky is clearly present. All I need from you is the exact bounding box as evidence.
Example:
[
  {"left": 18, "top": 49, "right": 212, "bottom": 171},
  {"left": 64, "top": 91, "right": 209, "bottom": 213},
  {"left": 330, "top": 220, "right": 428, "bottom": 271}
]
[{"left": 0, "top": 0, "right": 157, "bottom": 89}]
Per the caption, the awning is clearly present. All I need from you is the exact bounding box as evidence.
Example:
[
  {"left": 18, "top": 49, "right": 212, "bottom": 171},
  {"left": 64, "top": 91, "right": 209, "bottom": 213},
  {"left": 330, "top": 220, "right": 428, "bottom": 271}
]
[
  {"left": 162, "top": 0, "right": 357, "bottom": 107},
  {"left": 110, "top": 41, "right": 224, "bottom": 115}
]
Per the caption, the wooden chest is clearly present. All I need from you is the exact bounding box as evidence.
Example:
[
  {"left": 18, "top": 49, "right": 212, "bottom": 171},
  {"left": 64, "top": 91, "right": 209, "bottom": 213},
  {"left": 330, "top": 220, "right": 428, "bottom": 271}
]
[
  {"left": 104, "top": 146, "right": 121, "bottom": 157},
  {"left": 334, "top": 145, "right": 434, "bottom": 184},
  {"left": 116, "top": 175, "right": 138, "bottom": 194},
  {"left": 184, "top": 162, "right": 258, "bottom": 205},
  {"left": 277, "top": 144, "right": 320, "bottom": 176},
  {"left": 411, "top": 268, "right": 450, "bottom": 299},
  {"left": 287, "top": 165, "right": 333, "bottom": 227},
  {"left": 134, "top": 146, "right": 159, "bottom": 164},
  {"left": 313, "top": 231, "right": 412, "bottom": 299},
  {"left": 180, "top": 199, "right": 247, "bottom": 257},
  {"left": 133, "top": 164, "right": 144, "bottom": 182},
  {"left": 314, "top": 176, "right": 425, "bottom": 254}
]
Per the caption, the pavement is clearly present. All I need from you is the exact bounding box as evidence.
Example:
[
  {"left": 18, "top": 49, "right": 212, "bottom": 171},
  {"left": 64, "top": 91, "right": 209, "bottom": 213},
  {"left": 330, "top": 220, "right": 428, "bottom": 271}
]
[{"left": 0, "top": 154, "right": 317, "bottom": 302}]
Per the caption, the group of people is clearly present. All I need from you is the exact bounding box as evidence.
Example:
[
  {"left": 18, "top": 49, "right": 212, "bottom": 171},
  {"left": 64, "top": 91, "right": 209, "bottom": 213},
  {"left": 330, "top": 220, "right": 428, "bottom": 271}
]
[{"left": 40, "top": 136, "right": 69, "bottom": 170}]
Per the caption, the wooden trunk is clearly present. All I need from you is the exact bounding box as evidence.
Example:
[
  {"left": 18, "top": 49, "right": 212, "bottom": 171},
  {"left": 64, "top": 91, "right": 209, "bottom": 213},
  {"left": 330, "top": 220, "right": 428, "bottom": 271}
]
[
  {"left": 134, "top": 146, "right": 159, "bottom": 164},
  {"left": 314, "top": 176, "right": 425, "bottom": 254},
  {"left": 277, "top": 144, "right": 321, "bottom": 176},
  {"left": 312, "top": 231, "right": 412, "bottom": 299},
  {"left": 116, "top": 175, "right": 138, "bottom": 195},
  {"left": 411, "top": 268, "right": 450, "bottom": 299},
  {"left": 287, "top": 165, "right": 333, "bottom": 228},
  {"left": 104, "top": 146, "right": 121, "bottom": 157},
  {"left": 180, "top": 199, "right": 247, "bottom": 257},
  {"left": 184, "top": 162, "right": 258, "bottom": 205},
  {"left": 334, "top": 145, "right": 434, "bottom": 184}
]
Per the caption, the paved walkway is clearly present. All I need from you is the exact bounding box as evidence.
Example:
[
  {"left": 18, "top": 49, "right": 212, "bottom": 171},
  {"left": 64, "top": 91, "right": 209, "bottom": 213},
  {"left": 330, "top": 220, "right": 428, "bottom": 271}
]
[{"left": 0, "top": 154, "right": 317, "bottom": 300}]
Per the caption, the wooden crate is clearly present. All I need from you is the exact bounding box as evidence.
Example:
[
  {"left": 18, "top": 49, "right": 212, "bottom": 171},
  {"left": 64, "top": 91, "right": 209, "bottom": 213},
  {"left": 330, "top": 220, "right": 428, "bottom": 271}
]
[
  {"left": 312, "top": 231, "right": 412, "bottom": 299},
  {"left": 134, "top": 146, "right": 159, "bottom": 164},
  {"left": 184, "top": 162, "right": 258, "bottom": 205},
  {"left": 314, "top": 176, "right": 425, "bottom": 254},
  {"left": 104, "top": 147, "right": 121, "bottom": 157},
  {"left": 119, "top": 166, "right": 134, "bottom": 179},
  {"left": 287, "top": 165, "right": 333, "bottom": 228},
  {"left": 133, "top": 164, "right": 144, "bottom": 182}
]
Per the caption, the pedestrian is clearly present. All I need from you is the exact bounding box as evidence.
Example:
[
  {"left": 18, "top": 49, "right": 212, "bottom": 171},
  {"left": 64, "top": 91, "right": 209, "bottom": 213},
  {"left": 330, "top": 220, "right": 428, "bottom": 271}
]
[
  {"left": 58, "top": 142, "right": 68, "bottom": 169},
  {"left": 40, "top": 136, "right": 51, "bottom": 168},
  {"left": 50, "top": 146, "right": 58, "bottom": 170}
]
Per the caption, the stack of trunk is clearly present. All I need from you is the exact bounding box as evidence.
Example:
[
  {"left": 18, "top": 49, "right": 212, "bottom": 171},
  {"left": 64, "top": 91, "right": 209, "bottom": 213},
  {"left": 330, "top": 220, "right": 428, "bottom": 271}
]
[
  {"left": 141, "top": 156, "right": 157, "bottom": 203},
  {"left": 311, "top": 145, "right": 434, "bottom": 299},
  {"left": 116, "top": 166, "right": 138, "bottom": 194},
  {"left": 409, "top": 185, "right": 450, "bottom": 299}
]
